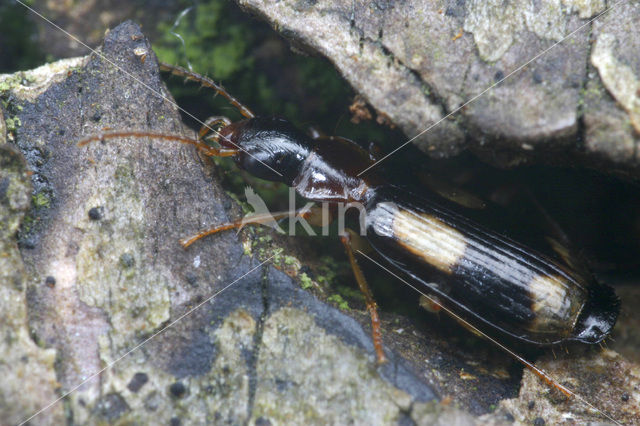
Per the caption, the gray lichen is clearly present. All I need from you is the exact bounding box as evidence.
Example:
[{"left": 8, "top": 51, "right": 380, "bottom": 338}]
[
  {"left": 592, "top": 33, "right": 640, "bottom": 134},
  {"left": 0, "top": 144, "right": 62, "bottom": 425},
  {"left": 253, "top": 307, "right": 413, "bottom": 424}
]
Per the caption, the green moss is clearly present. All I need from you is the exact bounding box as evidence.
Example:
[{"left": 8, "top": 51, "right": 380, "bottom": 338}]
[
  {"left": 299, "top": 272, "right": 313, "bottom": 290},
  {"left": 315, "top": 255, "right": 340, "bottom": 284},
  {"left": 271, "top": 247, "right": 283, "bottom": 264},
  {"left": 154, "top": 1, "right": 247, "bottom": 81},
  {"left": 224, "top": 188, "right": 252, "bottom": 215},
  {"left": 327, "top": 294, "right": 350, "bottom": 311},
  {"left": 5, "top": 116, "right": 21, "bottom": 133},
  {"left": 335, "top": 285, "right": 362, "bottom": 302},
  {"left": 1, "top": 81, "right": 25, "bottom": 139},
  {"left": 243, "top": 241, "right": 252, "bottom": 256},
  {"left": 32, "top": 191, "right": 50, "bottom": 209},
  {"left": 0, "top": 81, "right": 12, "bottom": 93},
  {"left": 20, "top": 213, "right": 34, "bottom": 233}
]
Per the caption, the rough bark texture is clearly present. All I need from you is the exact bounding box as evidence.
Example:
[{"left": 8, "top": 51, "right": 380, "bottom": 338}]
[
  {"left": 236, "top": 0, "right": 640, "bottom": 177},
  {"left": 1, "top": 20, "right": 639, "bottom": 425}
]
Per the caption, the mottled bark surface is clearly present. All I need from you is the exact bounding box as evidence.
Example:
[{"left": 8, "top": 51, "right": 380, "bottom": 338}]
[
  {"left": 237, "top": 0, "right": 640, "bottom": 176},
  {"left": 1, "top": 20, "right": 639, "bottom": 426}
]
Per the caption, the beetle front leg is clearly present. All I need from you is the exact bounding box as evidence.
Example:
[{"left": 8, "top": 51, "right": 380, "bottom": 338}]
[
  {"left": 340, "top": 229, "right": 387, "bottom": 364},
  {"left": 199, "top": 115, "right": 232, "bottom": 141},
  {"left": 179, "top": 208, "right": 317, "bottom": 248}
]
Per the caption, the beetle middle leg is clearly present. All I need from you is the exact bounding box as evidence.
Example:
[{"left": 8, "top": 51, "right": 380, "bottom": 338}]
[{"left": 341, "top": 229, "right": 387, "bottom": 364}]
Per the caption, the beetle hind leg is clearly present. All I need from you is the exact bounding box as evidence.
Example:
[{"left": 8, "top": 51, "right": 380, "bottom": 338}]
[{"left": 341, "top": 229, "right": 387, "bottom": 364}]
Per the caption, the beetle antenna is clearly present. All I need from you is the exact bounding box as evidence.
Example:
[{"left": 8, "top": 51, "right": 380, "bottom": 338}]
[
  {"left": 77, "top": 131, "right": 238, "bottom": 157},
  {"left": 159, "top": 62, "right": 255, "bottom": 119}
]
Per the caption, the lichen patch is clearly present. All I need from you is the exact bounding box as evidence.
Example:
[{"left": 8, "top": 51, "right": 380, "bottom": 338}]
[{"left": 592, "top": 33, "right": 640, "bottom": 134}]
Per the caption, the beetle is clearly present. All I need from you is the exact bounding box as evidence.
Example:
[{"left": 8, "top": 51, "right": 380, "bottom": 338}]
[{"left": 79, "top": 62, "right": 620, "bottom": 401}]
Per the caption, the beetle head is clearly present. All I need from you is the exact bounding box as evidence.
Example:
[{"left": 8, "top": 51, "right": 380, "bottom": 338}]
[{"left": 217, "top": 117, "right": 311, "bottom": 185}]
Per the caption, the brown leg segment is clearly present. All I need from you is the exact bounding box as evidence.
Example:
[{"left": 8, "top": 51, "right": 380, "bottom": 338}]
[
  {"left": 180, "top": 209, "right": 315, "bottom": 248},
  {"left": 199, "top": 116, "right": 232, "bottom": 141},
  {"left": 340, "top": 230, "right": 387, "bottom": 364}
]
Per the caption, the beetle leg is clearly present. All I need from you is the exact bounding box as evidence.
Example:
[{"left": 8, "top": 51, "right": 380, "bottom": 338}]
[
  {"left": 340, "top": 229, "right": 387, "bottom": 364},
  {"left": 199, "top": 115, "right": 232, "bottom": 141},
  {"left": 179, "top": 208, "right": 316, "bottom": 248},
  {"left": 419, "top": 294, "right": 443, "bottom": 314}
]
